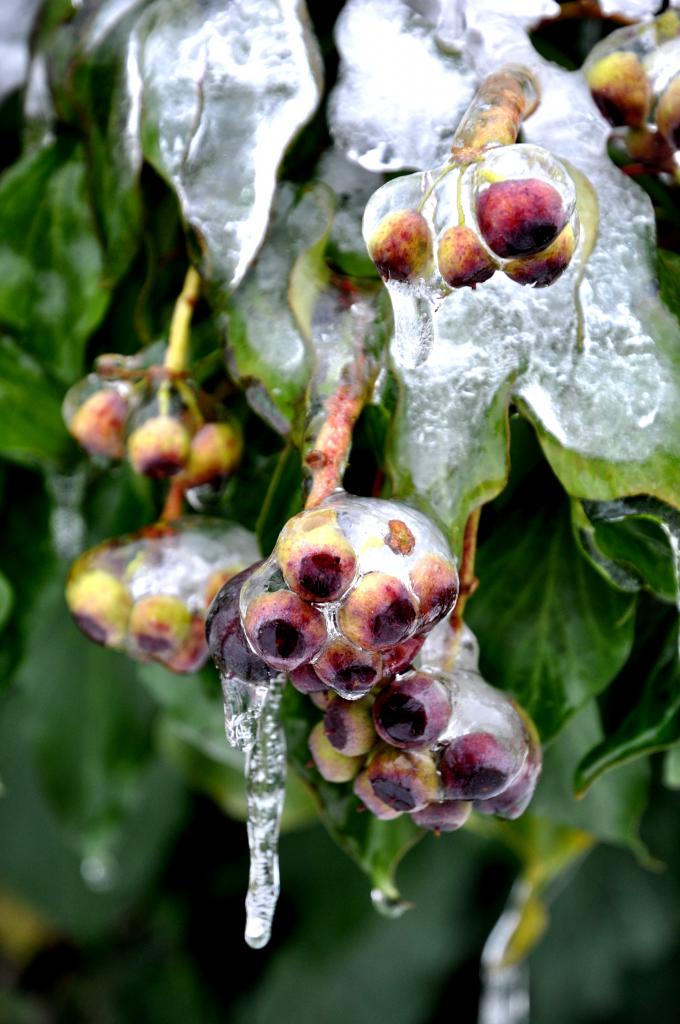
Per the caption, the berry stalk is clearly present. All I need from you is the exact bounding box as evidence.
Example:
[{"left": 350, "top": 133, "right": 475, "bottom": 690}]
[
  {"left": 164, "top": 266, "right": 202, "bottom": 375},
  {"left": 451, "top": 65, "right": 539, "bottom": 160}
]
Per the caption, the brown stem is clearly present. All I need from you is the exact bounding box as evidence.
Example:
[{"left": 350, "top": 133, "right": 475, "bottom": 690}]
[
  {"left": 304, "top": 354, "right": 369, "bottom": 509},
  {"left": 161, "top": 479, "right": 186, "bottom": 522},
  {"left": 450, "top": 506, "right": 482, "bottom": 636},
  {"left": 451, "top": 64, "right": 539, "bottom": 161}
]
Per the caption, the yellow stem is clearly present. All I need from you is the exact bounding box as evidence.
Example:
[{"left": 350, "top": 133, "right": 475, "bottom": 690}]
[{"left": 164, "top": 266, "right": 202, "bottom": 375}]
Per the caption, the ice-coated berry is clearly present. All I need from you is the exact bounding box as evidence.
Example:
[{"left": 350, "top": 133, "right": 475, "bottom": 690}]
[
  {"left": 437, "top": 225, "right": 495, "bottom": 289},
  {"left": 129, "top": 594, "right": 191, "bottom": 656},
  {"left": 367, "top": 209, "right": 434, "bottom": 283},
  {"left": 656, "top": 75, "right": 680, "bottom": 152},
  {"left": 205, "top": 565, "right": 274, "bottom": 683},
  {"left": 409, "top": 553, "right": 459, "bottom": 629},
  {"left": 66, "top": 569, "right": 132, "bottom": 647},
  {"left": 204, "top": 568, "right": 238, "bottom": 608},
  {"left": 367, "top": 746, "right": 439, "bottom": 812},
  {"left": 181, "top": 421, "right": 243, "bottom": 488},
  {"left": 164, "top": 615, "right": 209, "bottom": 673},
  {"left": 411, "top": 799, "right": 471, "bottom": 833},
  {"left": 585, "top": 51, "right": 651, "bottom": 128},
  {"left": 69, "top": 388, "right": 128, "bottom": 459},
  {"left": 324, "top": 695, "right": 376, "bottom": 756},
  {"left": 353, "top": 769, "right": 402, "bottom": 820},
  {"left": 243, "top": 590, "right": 327, "bottom": 671},
  {"left": 439, "top": 731, "right": 520, "bottom": 800},
  {"left": 337, "top": 572, "right": 417, "bottom": 652},
  {"left": 313, "top": 639, "right": 383, "bottom": 698},
  {"left": 382, "top": 634, "right": 426, "bottom": 676},
  {"left": 309, "top": 689, "right": 333, "bottom": 712},
  {"left": 288, "top": 662, "right": 328, "bottom": 694},
  {"left": 474, "top": 712, "right": 542, "bottom": 820},
  {"left": 503, "top": 224, "right": 576, "bottom": 288},
  {"left": 275, "top": 508, "right": 357, "bottom": 603},
  {"left": 476, "top": 178, "right": 567, "bottom": 259},
  {"left": 308, "top": 721, "right": 363, "bottom": 783},
  {"left": 373, "top": 671, "right": 450, "bottom": 751},
  {"left": 127, "top": 414, "right": 192, "bottom": 478}
]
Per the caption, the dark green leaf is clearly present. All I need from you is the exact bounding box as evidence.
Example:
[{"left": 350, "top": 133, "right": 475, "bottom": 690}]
[
  {"left": 0, "top": 571, "right": 14, "bottom": 633},
  {"left": 0, "top": 336, "right": 71, "bottom": 467},
  {"left": 467, "top": 468, "right": 636, "bottom": 740},
  {"left": 0, "top": 139, "right": 108, "bottom": 383},
  {"left": 256, "top": 445, "right": 303, "bottom": 555},
  {"left": 575, "top": 621, "right": 680, "bottom": 795},
  {"left": 529, "top": 702, "right": 650, "bottom": 857}
]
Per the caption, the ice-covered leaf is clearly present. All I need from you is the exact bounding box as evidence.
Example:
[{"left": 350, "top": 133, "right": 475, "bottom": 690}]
[
  {"left": 135, "top": 0, "right": 322, "bottom": 292},
  {"left": 0, "top": 139, "right": 109, "bottom": 384},
  {"left": 329, "top": 0, "right": 558, "bottom": 172},
  {"left": 282, "top": 685, "right": 422, "bottom": 902},
  {"left": 224, "top": 183, "right": 333, "bottom": 436},
  {"left": 43, "top": 0, "right": 149, "bottom": 280},
  {"left": 354, "top": 12, "right": 680, "bottom": 550},
  {"left": 0, "top": 0, "right": 42, "bottom": 105},
  {"left": 466, "top": 467, "right": 636, "bottom": 740}
]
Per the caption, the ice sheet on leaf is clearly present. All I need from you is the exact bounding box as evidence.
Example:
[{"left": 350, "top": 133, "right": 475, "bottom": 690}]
[
  {"left": 0, "top": 0, "right": 42, "bottom": 104},
  {"left": 135, "top": 0, "right": 322, "bottom": 292},
  {"left": 361, "top": 15, "right": 680, "bottom": 552},
  {"left": 224, "top": 183, "right": 335, "bottom": 438},
  {"left": 329, "top": 0, "right": 558, "bottom": 172}
]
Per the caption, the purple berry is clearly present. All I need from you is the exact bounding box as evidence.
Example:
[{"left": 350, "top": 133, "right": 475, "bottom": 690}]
[
  {"left": 337, "top": 572, "right": 417, "bottom": 652},
  {"left": 353, "top": 769, "right": 402, "bottom": 820},
  {"left": 313, "top": 639, "right": 383, "bottom": 698},
  {"left": 372, "top": 670, "right": 450, "bottom": 750},
  {"left": 411, "top": 799, "right": 471, "bottom": 833},
  {"left": 243, "top": 590, "right": 327, "bottom": 671},
  {"left": 324, "top": 695, "right": 376, "bottom": 756},
  {"left": 275, "top": 507, "right": 357, "bottom": 603},
  {"left": 205, "top": 564, "right": 274, "bottom": 683},
  {"left": 474, "top": 713, "right": 542, "bottom": 819},
  {"left": 308, "top": 721, "right": 363, "bottom": 783},
  {"left": 367, "top": 747, "right": 439, "bottom": 812},
  {"left": 439, "top": 731, "right": 520, "bottom": 800},
  {"left": 476, "top": 178, "right": 567, "bottom": 259}
]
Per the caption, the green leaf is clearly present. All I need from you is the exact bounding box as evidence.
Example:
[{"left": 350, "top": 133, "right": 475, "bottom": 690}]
[
  {"left": 0, "top": 337, "right": 71, "bottom": 468},
  {"left": 136, "top": 0, "right": 322, "bottom": 293},
  {"left": 0, "top": 139, "right": 109, "bottom": 383},
  {"left": 0, "top": 571, "right": 14, "bottom": 633},
  {"left": 529, "top": 702, "right": 650, "bottom": 857},
  {"left": 15, "top": 579, "right": 157, "bottom": 856},
  {"left": 256, "top": 445, "right": 303, "bottom": 556},
  {"left": 466, "top": 462, "right": 636, "bottom": 740},
  {"left": 574, "top": 616, "right": 680, "bottom": 795},
  {"left": 282, "top": 685, "right": 422, "bottom": 901},
  {"left": 658, "top": 249, "right": 680, "bottom": 323}
]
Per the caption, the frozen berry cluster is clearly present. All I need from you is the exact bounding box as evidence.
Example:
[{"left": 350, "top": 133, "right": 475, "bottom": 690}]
[
  {"left": 363, "top": 142, "right": 579, "bottom": 293},
  {"left": 206, "top": 491, "right": 459, "bottom": 699},
  {"left": 584, "top": 9, "right": 680, "bottom": 174},
  {"left": 67, "top": 518, "right": 258, "bottom": 674},
  {"left": 63, "top": 350, "right": 242, "bottom": 494},
  {"left": 306, "top": 657, "right": 542, "bottom": 832}
]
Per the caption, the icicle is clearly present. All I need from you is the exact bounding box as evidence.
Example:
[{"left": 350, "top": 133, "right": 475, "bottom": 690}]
[
  {"left": 478, "top": 879, "right": 532, "bottom": 1024},
  {"left": 243, "top": 677, "right": 287, "bottom": 949},
  {"left": 220, "top": 673, "right": 270, "bottom": 753}
]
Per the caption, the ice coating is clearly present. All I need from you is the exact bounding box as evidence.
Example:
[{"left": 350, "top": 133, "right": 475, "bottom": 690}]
[
  {"left": 243, "top": 677, "right": 287, "bottom": 949},
  {"left": 220, "top": 675, "right": 271, "bottom": 752},
  {"left": 134, "top": 0, "right": 322, "bottom": 292},
  {"left": 344, "top": 5, "right": 680, "bottom": 551},
  {"left": 329, "top": 0, "right": 558, "bottom": 171},
  {"left": 239, "top": 491, "right": 459, "bottom": 699},
  {"left": 67, "top": 517, "right": 259, "bottom": 672},
  {"left": 0, "top": 0, "right": 42, "bottom": 104}
]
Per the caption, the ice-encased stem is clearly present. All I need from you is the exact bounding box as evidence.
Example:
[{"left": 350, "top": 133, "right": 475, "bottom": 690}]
[
  {"left": 478, "top": 879, "right": 531, "bottom": 1024},
  {"left": 243, "top": 677, "right": 286, "bottom": 949}
]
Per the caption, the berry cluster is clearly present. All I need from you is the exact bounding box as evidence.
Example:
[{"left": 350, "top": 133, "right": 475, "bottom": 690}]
[
  {"left": 307, "top": 660, "right": 541, "bottom": 831},
  {"left": 67, "top": 518, "right": 258, "bottom": 674},
  {"left": 584, "top": 10, "right": 680, "bottom": 174},
  {"left": 364, "top": 142, "right": 578, "bottom": 293},
  {"left": 206, "top": 491, "right": 459, "bottom": 698},
  {"left": 63, "top": 351, "right": 242, "bottom": 496},
  {"left": 205, "top": 493, "right": 542, "bottom": 831}
]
